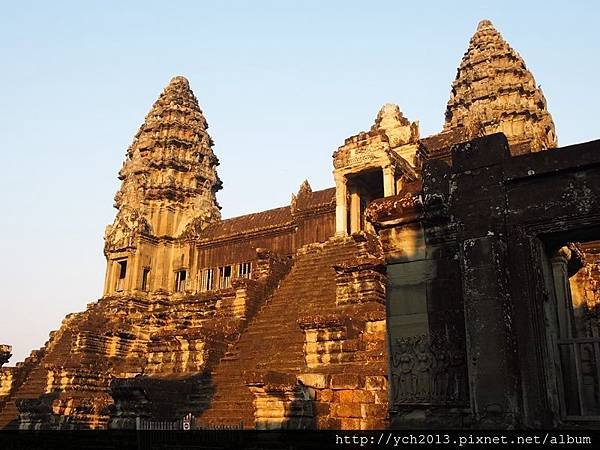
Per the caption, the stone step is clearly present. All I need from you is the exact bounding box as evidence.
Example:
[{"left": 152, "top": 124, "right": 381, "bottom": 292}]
[{"left": 199, "top": 238, "right": 368, "bottom": 424}]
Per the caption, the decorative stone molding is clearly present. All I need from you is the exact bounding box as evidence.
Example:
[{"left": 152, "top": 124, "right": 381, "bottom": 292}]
[
  {"left": 246, "top": 372, "right": 315, "bottom": 430},
  {"left": 443, "top": 20, "right": 557, "bottom": 154},
  {"left": 0, "top": 345, "right": 11, "bottom": 367},
  {"left": 0, "top": 369, "right": 14, "bottom": 399},
  {"left": 333, "top": 256, "right": 386, "bottom": 306},
  {"left": 254, "top": 248, "right": 292, "bottom": 282},
  {"left": 365, "top": 180, "right": 424, "bottom": 229}
]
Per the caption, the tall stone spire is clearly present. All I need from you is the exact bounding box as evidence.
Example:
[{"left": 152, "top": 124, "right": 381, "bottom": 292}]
[
  {"left": 105, "top": 76, "right": 221, "bottom": 252},
  {"left": 443, "top": 19, "right": 557, "bottom": 154}
]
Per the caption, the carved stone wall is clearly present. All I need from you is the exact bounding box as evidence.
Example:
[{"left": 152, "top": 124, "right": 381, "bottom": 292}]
[{"left": 390, "top": 334, "right": 466, "bottom": 406}]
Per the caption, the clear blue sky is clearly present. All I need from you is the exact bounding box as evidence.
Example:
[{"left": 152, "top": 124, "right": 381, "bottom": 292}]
[{"left": 1, "top": 0, "right": 598, "bottom": 363}]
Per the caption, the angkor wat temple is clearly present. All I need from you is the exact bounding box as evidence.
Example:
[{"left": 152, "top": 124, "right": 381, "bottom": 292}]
[{"left": 2, "top": 20, "right": 600, "bottom": 430}]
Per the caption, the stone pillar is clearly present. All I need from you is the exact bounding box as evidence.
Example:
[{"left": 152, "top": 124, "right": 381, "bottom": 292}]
[
  {"left": 103, "top": 261, "right": 112, "bottom": 296},
  {"left": 461, "top": 237, "right": 518, "bottom": 427},
  {"left": 551, "top": 248, "right": 580, "bottom": 414},
  {"left": 450, "top": 134, "right": 519, "bottom": 427},
  {"left": 108, "top": 260, "right": 117, "bottom": 293},
  {"left": 383, "top": 165, "right": 395, "bottom": 197},
  {"left": 335, "top": 174, "right": 348, "bottom": 236},
  {"left": 551, "top": 249, "right": 575, "bottom": 338},
  {"left": 349, "top": 184, "right": 361, "bottom": 233},
  {"left": 130, "top": 251, "right": 141, "bottom": 293}
]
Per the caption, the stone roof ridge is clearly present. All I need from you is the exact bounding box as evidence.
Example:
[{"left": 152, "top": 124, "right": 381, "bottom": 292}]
[
  {"left": 196, "top": 186, "right": 336, "bottom": 241},
  {"left": 220, "top": 204, "right": 291, "bottom": 223}
]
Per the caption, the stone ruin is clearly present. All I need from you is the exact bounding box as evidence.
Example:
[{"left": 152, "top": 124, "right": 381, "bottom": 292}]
[{"left": 2, "top": 20, "right": 600, "bottom": 430}]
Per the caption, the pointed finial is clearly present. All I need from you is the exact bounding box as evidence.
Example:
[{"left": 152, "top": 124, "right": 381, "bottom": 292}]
[
  {"left": 291, "top": 180, "right": 312, "bottom": 213},
  {"left": 169, "top": 75, "right": 190, "bottom": 87},
  {"left": 379, "top": 103, "right": 401, "bottom": 116},
  {"left": 477, "top": 19, "right": 494, "bottom": 31},
  {"left": 373, "top": 103, "right": 410, "bottom": 130},
  {"left": 298, "top": 179, "right": 312, "bottom": 195},
  {"left": 442, "top": 19, "right": 558, "bottom": 152}
]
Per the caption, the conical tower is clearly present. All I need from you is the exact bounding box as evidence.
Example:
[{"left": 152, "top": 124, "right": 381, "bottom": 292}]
[
  {"left": 443, "top": 20, "right": 557, "bottom": 154},
  {"left": 106, "top": 76, "right": 221, "bottom": 247},
  {"left": 103, "top": 76, "right": 222, "bottom": 295}
]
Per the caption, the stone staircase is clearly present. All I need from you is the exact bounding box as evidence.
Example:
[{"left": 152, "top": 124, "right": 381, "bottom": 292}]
[
  {"left": 0, "top": 300, "right": 146, "bottom": 429},
  {"left": 0, "top": 311, "right": 81, "bottom": 429},
  {"left": 199, "top": 234, "right": 379, "bottom": 428},
  {"left": 0, "top": 234, "right": 383, "bottom": 430}
]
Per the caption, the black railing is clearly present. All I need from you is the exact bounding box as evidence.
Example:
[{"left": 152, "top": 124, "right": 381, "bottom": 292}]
[{"left": 135, "top": 414, "right": 243, "bottom": 430}]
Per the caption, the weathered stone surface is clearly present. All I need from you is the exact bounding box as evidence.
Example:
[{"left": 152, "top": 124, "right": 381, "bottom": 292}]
[
  {"left": 0, "top": 346, "right": 11, "bottom": 368},
  {"left": 4, "top": 19, "right": 599, "bottom": 432},
  {"left": 444, "top": 20, "right": 557, "bottom": 155},
  {"left": 423, "top": 20, "right": 557, "bottom": 161},
  {"left": 0, "top": 347, "right": 14, "bottom": 402},
  {"left": 571, "top": 241, "right": 600, "bottom": 335},
  {"left": 108, "top": 76, "right": 221, "bottom": 243}
]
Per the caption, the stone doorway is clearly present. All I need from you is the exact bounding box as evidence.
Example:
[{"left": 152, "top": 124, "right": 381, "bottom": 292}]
[
  {"left": 346, "top": 170, "right": 384, "bottom": 234},
  {"left": 541, "top": 234, "right": 600, "bottom": 421}
]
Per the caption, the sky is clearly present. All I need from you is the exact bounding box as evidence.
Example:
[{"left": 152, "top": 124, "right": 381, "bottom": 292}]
[{"left": 0, "top": 0, "right": 599, "bottom": 364}]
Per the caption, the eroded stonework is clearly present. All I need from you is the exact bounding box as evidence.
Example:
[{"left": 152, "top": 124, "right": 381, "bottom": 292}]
[
  {"left": 443, "top": 20, "right": 557, "bottom": 155},
  {"left": 2, "top": 20, "right": 599, "bottom": 431}
]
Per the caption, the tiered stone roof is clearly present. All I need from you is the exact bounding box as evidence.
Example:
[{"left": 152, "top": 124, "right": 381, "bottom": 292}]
[
  {"left": 109, "top": 76, "right": 222, "bottom": 241},
  {"left": 442, "top": 19, "right": 557, "bottom": 155}
]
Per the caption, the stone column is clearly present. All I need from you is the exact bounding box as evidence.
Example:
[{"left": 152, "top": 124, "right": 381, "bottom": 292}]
[
  {"left": 551, "top": 248, "right": 580, "bottom": 414},
  {"left": 130, "top": 250, "right": 141, "bottom": 293},
  {"left": 103, "top": 260, "right": 112, "bottom": 296},
  {"left": 551, "top": 249, "right": 575, "bottom": 338},
  {"left": 108, "top": 260, "right": 117, "bottom": 294},
  {"left": 383, "top": 165, "right": 395, "bottom": 197},
  {"left": 335, "top": 173, "right": 348, "bottom": 236},
  {"left": 349, "top": 184, "right": 361, "bottom": 233}
]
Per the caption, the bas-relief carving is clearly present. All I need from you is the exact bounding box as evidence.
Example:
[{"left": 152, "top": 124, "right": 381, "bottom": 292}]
[
  {"left": 104, "top": 207, "right": 151, "bottom": 253},
  {"left": 390, "top": 334, "right": 467, "bottom": 406}
]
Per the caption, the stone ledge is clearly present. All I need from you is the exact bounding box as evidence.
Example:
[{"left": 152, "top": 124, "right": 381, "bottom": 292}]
[{"left": 297, "top": 314, "right": 344, "bottom": 331}]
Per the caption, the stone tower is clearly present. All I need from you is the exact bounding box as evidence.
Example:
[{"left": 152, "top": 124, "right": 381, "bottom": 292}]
[
  {"left": 103, "top": 76, "right": 222, "bottom": 295},
  {"left": 444, "top": 20, "right": 557, "bottom": 155}
]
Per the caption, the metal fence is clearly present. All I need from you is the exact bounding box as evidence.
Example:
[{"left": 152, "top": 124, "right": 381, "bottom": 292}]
[{"left": 135, "top": 414, "right": 244, "bottom": 430}]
